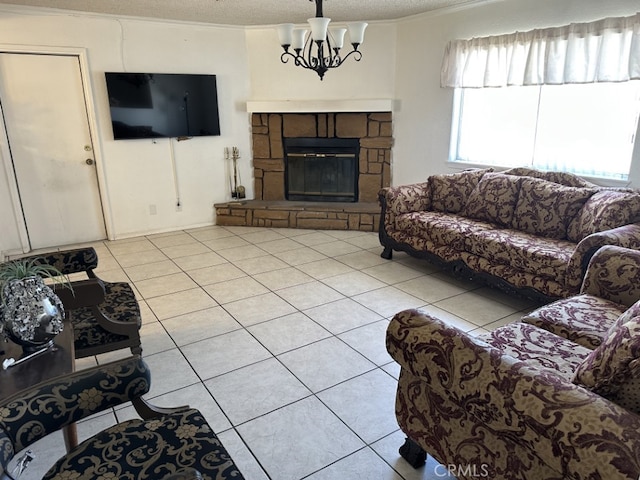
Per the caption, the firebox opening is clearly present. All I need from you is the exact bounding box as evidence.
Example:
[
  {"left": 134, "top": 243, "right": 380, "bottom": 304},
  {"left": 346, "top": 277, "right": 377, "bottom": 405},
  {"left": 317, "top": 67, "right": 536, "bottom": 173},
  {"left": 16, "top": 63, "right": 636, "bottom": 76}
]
[{"left": 284, "top": 138, "right": 359, "bottom": 203}]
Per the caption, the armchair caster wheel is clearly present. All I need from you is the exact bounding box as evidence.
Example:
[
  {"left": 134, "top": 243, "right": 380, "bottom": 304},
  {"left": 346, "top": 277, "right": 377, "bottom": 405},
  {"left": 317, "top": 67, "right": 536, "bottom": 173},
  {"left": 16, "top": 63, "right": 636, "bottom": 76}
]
[{"left": 399, "top": 437, "right": 427, "bottom": 468}]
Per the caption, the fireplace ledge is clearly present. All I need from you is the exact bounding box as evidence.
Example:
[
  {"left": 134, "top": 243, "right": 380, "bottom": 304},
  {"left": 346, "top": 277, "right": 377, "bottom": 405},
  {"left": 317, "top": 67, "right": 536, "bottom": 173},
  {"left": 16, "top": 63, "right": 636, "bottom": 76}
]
[{"left": 246, "top": 99, "right": 395, "bottom": 113}]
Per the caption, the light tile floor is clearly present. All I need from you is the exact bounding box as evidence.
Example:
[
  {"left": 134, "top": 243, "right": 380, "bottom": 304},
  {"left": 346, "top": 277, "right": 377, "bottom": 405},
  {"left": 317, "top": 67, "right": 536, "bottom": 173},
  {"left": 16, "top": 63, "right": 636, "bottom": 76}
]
[{"left": 16, "top": 226, "right": 542, "bottom": 479}]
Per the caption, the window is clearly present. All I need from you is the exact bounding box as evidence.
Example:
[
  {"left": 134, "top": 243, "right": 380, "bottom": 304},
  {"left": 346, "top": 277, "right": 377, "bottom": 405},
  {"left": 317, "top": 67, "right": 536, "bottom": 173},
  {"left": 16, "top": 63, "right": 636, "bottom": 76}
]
[
  {"left": 441, "top": 13, "right": 640, "bottom": 180},
  {"left": 450, "top": 81, "right": 640, "bottom": 180}
]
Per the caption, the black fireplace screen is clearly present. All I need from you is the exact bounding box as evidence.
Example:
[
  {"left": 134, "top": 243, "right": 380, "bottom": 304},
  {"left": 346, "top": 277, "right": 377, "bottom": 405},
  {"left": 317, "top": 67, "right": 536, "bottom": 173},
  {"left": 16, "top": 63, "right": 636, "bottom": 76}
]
[{"left": 284, "top": 138, "right": 359, "bottom": 202}]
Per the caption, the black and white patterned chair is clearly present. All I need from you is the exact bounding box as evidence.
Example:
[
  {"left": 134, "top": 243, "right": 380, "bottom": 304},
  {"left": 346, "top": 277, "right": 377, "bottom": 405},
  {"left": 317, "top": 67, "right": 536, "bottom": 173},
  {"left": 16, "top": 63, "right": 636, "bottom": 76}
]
[
  {"left": 0, "top": 355, "right": 244, "bottom": 479},
  {"left": 29, "top": 247, "right": 142, "bottom": 359}
]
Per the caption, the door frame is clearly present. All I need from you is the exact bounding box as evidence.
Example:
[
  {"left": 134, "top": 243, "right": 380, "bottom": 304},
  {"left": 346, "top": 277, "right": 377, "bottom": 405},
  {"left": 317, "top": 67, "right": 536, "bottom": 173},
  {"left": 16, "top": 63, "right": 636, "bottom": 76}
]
[{"left": 0, "top": 44, "right": 113, "bottom": 254}]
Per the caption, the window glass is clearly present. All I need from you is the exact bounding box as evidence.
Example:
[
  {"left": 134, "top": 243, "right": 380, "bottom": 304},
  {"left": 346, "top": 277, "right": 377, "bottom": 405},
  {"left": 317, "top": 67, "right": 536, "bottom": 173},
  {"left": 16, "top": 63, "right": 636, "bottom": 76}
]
[{"left": 451, "top": 81, "right": 640, "bottom": 180}]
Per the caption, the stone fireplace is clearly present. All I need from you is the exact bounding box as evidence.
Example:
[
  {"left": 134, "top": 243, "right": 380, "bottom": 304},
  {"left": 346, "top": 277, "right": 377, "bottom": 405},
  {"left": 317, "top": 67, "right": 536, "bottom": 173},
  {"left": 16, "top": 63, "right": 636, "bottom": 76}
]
[
  {"left": 214, "top": 110, "right": 393, "bottom": 231},
  {"left": 253, "top": 112, "right": 392, "bottom": 203}
]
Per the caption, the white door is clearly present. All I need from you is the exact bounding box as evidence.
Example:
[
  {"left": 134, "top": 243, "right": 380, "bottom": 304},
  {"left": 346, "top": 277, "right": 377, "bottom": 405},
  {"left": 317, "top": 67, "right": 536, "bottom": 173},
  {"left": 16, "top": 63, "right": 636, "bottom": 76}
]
[{"left": 0, "top": 53, "right": 106, "bottom": 250}]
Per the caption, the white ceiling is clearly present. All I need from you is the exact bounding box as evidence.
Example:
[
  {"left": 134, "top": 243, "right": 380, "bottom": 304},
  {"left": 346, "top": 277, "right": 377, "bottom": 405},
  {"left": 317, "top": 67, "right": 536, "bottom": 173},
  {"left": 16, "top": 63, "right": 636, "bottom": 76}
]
[{"left": 0, "top": 0, "right": 484, "bottom": 26}]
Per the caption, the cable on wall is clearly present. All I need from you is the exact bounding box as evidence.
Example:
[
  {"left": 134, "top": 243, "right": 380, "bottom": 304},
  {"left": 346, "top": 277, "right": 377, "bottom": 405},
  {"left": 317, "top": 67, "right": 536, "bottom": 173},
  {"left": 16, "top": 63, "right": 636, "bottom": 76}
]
[
  {"left": 116, "top": 19, "right": 127, "bottom": 71},
  {"left": 169, "top": 138, "right": 181, "bottom": 208}
]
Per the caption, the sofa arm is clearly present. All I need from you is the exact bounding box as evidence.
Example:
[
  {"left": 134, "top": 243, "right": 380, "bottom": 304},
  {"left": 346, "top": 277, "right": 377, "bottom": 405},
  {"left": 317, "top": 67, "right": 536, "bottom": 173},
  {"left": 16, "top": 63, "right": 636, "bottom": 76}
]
[
  {"left": 0, "top": 355, "right": 150, "bottom": 453},
  {"left": 386, "top": 309, "right": 640, "bottom": 480},
  {"left": 580, "top": 245, "right": 640, "bottom": 307},
  {"left": 378, "top": 182, "right": 430, "bottom": 227},
  {"left": 386, "top": 309, "right": 494, "bottom": 383},
  {"left": 565, "top": 223, "right": 640, "bottom": 292}
]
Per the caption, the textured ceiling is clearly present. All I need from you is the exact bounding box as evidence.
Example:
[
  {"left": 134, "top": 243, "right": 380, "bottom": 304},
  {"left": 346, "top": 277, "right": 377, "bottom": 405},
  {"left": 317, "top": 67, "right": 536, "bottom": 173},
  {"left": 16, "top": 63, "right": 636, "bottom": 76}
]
[{"left": 0, "top": 0, "right": 483, "bottom": 25}]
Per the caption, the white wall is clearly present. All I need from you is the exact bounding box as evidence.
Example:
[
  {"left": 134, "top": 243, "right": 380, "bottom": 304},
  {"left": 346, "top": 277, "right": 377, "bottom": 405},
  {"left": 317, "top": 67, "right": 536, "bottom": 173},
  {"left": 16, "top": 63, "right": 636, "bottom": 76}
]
[
  {"left": 0, "top": 6, "right": 251, "bottom": 255},
  {"left": 392, "top": 0, "right": 640, "bottom": 187},
  {"left": 246, "top": 22, "right": 396, "bottom": 101},
  {"left": 0, "top": 158, "right": 24, "bottom": 252}
]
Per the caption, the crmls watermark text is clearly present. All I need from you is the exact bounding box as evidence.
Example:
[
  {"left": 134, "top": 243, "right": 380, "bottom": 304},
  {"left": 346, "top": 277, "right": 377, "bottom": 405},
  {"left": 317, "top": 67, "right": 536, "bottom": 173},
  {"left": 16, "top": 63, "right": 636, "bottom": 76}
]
[{"left": 435, "top": 464, "right": 491, "bottom": 478}]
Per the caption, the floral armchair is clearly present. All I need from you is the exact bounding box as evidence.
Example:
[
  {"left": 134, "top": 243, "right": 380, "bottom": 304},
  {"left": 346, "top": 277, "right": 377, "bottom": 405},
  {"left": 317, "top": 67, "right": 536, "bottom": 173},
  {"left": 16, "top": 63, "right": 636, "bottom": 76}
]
[
  {"left": 386, "top": 245, "right": 640, "bottom": 479},
  {"left": 29, "top": 246, "right": 142, "bottom": 359},
  {"left": 0, "top": 355, "right": 244, "bottom": 479},
  {"left": 386, "top": 309, "right": 640, "bottom": 479}
]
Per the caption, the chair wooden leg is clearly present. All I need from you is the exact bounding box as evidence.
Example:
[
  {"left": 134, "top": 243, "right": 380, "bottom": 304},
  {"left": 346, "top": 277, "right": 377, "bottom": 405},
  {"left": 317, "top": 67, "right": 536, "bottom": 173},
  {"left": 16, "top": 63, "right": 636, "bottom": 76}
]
[{"left": 63, "top": 424, "right": 78, "bottom": 452}]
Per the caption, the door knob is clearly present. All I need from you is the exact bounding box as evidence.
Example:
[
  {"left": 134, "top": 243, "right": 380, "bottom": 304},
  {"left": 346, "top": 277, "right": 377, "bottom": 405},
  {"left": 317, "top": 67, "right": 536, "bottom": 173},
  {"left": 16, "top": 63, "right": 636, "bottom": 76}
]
[{"left": 85, "top": 158, "right": 94, "bottom": 165}]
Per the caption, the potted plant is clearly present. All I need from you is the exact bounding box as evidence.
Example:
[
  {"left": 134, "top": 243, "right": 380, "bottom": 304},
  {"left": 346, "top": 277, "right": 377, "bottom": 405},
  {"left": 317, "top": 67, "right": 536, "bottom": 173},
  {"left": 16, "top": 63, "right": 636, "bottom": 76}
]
[{"left": 0, "top": 258, "right": 70, "bottom": 352}]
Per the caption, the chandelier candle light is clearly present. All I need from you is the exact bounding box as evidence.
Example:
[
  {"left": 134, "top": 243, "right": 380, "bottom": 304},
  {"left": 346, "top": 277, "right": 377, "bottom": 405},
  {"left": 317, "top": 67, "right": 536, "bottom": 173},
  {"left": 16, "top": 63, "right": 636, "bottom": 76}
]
[{"left": 277, "top": 0, "right": 368, "bottom": 80}]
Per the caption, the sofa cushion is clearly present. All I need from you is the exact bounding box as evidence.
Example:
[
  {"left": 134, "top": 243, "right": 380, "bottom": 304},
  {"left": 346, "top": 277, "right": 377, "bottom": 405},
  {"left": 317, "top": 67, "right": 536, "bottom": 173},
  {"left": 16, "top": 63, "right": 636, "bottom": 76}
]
[
  {"left": 480, "top": 322, "right": 591, "bottom": 379},
  {"left": 462, "top": 172, "right": 521, "bottom": 226},
  {"left": 396, "top": 211, "right": 495, "bottom": 252},
  {"left": 567, "top": 190, "right": 640, "bottom": 242},
  {"left": 42, "top": 408, "right": 244, "bottom": 480},
  {"left": 512, "top": 177, "right": 594, "bottom": 240},
  {"left": 521, "top": 294, "right": 625, "bottom": 349},
  {"left": 428, "top": 169, "right": 492, "bottom": 214},
  {"left": 464, "top": 228, "right": 575, "bottom": 282},
  {"left": 502, "top": 167, "right": 595, "bottom": 188},
  {"left": 386, "top": 225, "right": 466, "bottom": 264},
  {"left": 573, "top": 301, "right": 640, "bottom": 413}
]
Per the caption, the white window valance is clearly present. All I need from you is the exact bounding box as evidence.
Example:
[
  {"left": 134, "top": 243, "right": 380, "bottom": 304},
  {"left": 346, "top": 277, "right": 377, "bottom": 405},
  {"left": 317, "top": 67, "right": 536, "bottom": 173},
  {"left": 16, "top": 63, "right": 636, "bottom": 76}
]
[{"left": 441, "top": 13, "right": 640, "bottom": 87}]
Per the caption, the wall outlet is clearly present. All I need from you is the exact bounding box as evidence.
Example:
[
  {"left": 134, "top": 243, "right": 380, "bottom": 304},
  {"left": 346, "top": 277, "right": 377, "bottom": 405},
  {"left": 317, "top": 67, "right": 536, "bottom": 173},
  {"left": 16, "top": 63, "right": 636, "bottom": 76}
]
[{"left": 149, "top": 204, "right": 157, "bottom": 215}]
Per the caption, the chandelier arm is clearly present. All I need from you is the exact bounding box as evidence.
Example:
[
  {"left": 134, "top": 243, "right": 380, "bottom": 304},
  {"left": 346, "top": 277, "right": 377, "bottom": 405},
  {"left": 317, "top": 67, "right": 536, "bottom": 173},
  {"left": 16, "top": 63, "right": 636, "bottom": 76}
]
[
  {"left": 304, "top": 35, "right": 319, "bottom": 69},
  {"left": 295, "top": 56, "right": 310, "bottom": 68},
  {"left": 325, "top": 35, "right": 336, "bottom": 65},
  {"left": 337, "top": 48, "right": 363, "bottom": 63},
  {"left": 281, "top": 50, "right": 312, "bottom": 69}
]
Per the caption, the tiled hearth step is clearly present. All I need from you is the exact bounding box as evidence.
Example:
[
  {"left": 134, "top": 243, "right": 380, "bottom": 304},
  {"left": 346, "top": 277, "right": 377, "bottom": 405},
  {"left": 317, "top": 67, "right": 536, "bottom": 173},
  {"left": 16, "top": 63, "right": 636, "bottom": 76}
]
[{"left": 214, "top": 200, "right": 380, "bottom": 232}]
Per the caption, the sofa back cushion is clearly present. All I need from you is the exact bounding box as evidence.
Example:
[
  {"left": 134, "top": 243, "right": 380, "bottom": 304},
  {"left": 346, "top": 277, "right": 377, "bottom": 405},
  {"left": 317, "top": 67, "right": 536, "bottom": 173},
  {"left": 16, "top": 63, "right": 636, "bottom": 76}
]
[
  {"left": 566, "top": 190, "right": 640, "bottom": 242},
  {"left": 573, "top": 300, "right": 640, "bottom": 414},
  {"left": 428, "top": 168, "right": 492, "bottom": 214},
  {"left": 462, "top": 172, "right": 521, "bottom": 226},
  {"left": 511, "top": 177, "right": 594, "bottom": 240},
  {"left": 502, "top": 167, "right": 596, "bottom": 188}
]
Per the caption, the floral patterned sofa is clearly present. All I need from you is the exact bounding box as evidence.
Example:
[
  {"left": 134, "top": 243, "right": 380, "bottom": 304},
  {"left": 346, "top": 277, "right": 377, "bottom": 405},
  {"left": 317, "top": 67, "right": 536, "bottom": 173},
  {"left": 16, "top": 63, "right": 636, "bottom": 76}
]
[
  {"left": 386, "top": 245, "right": 640, "bottom": 480},
  {"left": 378, "top": 167, "right": 640, "bottom": 300}
]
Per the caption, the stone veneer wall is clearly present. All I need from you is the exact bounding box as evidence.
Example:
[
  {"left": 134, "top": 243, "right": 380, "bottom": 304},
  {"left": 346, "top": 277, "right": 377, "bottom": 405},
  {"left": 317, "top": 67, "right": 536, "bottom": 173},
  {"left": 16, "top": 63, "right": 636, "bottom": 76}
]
[{"left": 251, "top": 112, "right": 392, "bottom": 202}]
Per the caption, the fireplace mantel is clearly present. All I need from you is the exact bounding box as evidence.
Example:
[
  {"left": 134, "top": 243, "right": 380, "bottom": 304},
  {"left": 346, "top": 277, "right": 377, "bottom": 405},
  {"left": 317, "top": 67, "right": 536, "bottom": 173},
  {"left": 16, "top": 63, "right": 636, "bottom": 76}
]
[{"left": 245, "top": 99, "right": 395, "bottom": 113}]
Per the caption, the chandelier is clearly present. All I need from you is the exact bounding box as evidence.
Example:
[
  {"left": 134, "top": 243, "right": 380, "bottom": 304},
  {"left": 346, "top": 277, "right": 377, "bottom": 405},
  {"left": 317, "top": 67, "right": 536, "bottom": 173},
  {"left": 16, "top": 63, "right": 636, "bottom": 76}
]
[{"left": 276, "top": 0, "right": 368, "bottom": 80}]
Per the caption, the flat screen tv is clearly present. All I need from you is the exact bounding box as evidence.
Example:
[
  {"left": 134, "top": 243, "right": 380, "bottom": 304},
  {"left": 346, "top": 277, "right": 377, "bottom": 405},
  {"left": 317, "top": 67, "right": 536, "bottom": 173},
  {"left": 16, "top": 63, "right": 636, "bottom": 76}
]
[{"left": 105, "top": 72, "right": 221, "bottom": 140}]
